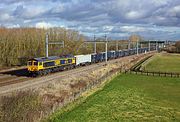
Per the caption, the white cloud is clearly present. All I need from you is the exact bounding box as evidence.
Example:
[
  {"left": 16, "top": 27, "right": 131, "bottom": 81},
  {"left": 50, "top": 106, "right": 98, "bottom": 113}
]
[
  {"left": 24, "top": 20, "right": 31, "bottom": 23},
  {"left": 51, "top": 4, "right": 64, "bottom": 13},
  {"left": 35, "top": 21, "right": 55, "bottom": 29},
  {"left": 23, "top": 7, "right": 46, "bottom": 18},
  {"left": 0, "top": 13, "right": 12, "bottom": 21},
  {"left": 173, "top": 5, "right": 180, "bottom": 12},
  {"left": 152, "top": 0, "right": 169, "bottom": 6},
  {"left": 7, "top": 24, "right": 20, "bottom": 28},
  {"left": 103, "top": 26, "right": 114, "bottom": 32},
  {"left": 125, "top": 11, "right": 144, "bottom": 19},
  {"left": 168, "top": 5, "right": 180, "bottom": 17},
  {"left": 121, "top": 26, "right": 145, "bottom": 32}
]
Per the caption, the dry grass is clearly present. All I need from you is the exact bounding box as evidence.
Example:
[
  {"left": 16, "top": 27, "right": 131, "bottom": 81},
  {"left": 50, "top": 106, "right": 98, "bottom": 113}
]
[{"left": 0, "top": 90, "right": 43, "bottom": 122}]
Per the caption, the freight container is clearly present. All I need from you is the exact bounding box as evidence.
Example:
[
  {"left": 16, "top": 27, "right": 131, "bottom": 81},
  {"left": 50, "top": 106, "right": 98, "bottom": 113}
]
[
  {"left": 75, "top": 54, "right": 91, "bottom": 66},
  {"left": 107, "top": 51, "right": 115, "bottom": 59},
  {"left": 91, "top": 53, "right": 97, "bottom": 63},
  {"left": 123, "top": 49, "right": 129, "bottom": 56},
  {"left": 115, "top": 50, "right": 123, "bottom": 58}
]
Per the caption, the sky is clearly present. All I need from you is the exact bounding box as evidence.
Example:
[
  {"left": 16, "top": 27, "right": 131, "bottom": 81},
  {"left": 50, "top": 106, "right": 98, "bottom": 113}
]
[{"left": 0, "top": 0, "right": 180, "bottom": 40}]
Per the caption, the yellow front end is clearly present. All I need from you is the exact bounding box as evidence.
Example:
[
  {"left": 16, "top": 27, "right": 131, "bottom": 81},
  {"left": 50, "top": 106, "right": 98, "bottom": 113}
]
[
  {"left": 28, "top": 66, "right": 38, "bottom": 71},
  {"left": 27, "top": 61, "right": 43, "bottom": 72}
]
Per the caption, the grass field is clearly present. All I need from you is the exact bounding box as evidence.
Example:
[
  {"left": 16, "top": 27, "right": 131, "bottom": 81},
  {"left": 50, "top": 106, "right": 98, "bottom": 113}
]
[
  {"left": 47, "top": 74, "right": 180, "bottom": 122},
  {"left": 144, "top": 53, "right": 180, "bottom": 73}
]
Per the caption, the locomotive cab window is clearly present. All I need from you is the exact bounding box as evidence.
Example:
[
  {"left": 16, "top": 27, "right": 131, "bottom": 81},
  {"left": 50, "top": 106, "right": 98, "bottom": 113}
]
[
  {"left": 28, "top": 61, "right": 32, "bottom": 65},
  {"left": 34, "top": 62, "right": 38, "bottom": 66},
  {"left": 68, "top": 59, "right": 72, "bottom": 63},
  {"left": 39, "top": 62, "right": 42, "bottom": 65}
]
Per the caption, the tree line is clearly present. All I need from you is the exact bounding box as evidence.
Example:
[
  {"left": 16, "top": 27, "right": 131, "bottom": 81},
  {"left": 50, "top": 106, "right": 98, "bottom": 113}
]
[
  {"left": 0, "top": 27, "right": 142, "bottom": 67},
  {"left": 0, "top": 27, "right": 94, "bottom": 67},
  {"left": 165, "top": 41, "right": 180, "bottom": 53}
]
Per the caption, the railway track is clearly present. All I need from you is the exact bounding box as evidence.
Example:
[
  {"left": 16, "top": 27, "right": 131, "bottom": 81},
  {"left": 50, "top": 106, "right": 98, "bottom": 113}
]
[
  {"left": 0, "top": 77, "right": 30, "bottom": 87},
  {"left": 0, "top": 68, "right": 30, "bottom": 87},
  {"left": 0, "top": 64, "right": 101, "bottom": 87},
  {"left": 0, "top": 52, "right": 155, "bottom": 96},
  {"left": 0, "top": 62, "right": 106, "bottom": 95}
]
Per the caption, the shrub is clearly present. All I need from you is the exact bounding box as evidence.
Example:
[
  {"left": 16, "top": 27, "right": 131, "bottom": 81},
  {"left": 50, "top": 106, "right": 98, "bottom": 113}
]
[{"left": 0, "top": 90, "right": 43, "bottom": 122}]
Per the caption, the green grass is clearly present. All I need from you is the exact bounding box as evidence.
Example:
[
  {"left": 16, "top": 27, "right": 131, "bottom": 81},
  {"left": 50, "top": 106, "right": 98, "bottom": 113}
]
[
  {"left": 47, "top": 74, "right": 180, "bottom": 122},
  {"left": 144, "top": 53, "right": 180, "bottom": 73}
]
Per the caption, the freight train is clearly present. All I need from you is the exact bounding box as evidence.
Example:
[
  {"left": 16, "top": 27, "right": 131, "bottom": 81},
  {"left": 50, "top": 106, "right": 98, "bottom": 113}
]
[{"left": 27, "top": 48, "right": 149, "bottom": 76}]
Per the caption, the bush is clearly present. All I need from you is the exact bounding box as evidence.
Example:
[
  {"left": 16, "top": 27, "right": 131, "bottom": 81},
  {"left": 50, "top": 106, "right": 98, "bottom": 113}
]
[
  {"left": 165, "top": 41, "right": 180, "bottom": 53},
  {"left": 0, "top": 90, "right": 43, "bottom": 122},
  {"left": 175, "top": 41, "right": 180, "bottom": 53}
]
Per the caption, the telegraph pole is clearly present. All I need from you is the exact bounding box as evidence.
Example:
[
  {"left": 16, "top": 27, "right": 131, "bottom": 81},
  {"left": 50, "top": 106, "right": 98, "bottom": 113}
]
[
  {"left": 148, "top": 41, "right": 151, "bottom": 52},
  {"left": 105, "top": 34, "right": 108, "bottom": 63},
  {"left": 45, "top": 33, "right": 49, "bottom": 57},
  {"left": 94, "top": 35, "right": 96, "bottom": 54},
  {"left": 45, "top": 33, "right": 64, "bottom": 57},
  {"left": 116, "top": 41, "right": 118, "bottom": 51},
  {"left": 156, "top": 41, "right": 158, "bottom": 51},
  {"left": 128, "top": 39, "right": 131, "bottom": 50},
  {"left": 136, "top": 41, "right": 139, "bottom": 55}
]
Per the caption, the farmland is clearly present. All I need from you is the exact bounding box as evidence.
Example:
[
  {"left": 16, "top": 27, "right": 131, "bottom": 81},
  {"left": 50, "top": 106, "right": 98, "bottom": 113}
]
[
  {"left": 47, "top": 74, "right": 180, "bottom": 122},
  {"left": 143, "top": 53, "right": 180, "bottom": 73}
]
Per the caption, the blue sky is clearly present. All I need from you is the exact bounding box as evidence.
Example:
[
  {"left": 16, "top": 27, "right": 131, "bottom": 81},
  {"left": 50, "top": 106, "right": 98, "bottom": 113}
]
[{"left": 0, "top": 0, "right": 180, "bottom": 40}]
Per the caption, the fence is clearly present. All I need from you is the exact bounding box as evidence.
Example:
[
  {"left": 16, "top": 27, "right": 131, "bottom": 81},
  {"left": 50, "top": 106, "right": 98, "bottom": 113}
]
[
  {"left": 129, "top": 54, "right": 180, "bottom": 78},
  {"left": 126, "top": 70, "right": 180, "bottom": 78}
]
